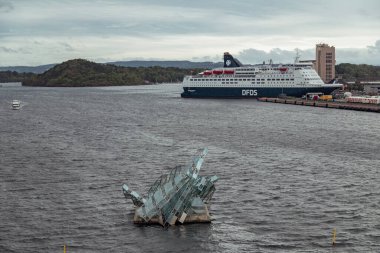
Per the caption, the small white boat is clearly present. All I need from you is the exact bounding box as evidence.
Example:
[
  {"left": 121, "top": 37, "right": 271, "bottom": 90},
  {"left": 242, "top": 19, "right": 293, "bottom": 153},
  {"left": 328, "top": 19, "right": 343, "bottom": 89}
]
[{"left": 12, "top": 100, "right": 21, "bottom": 110}]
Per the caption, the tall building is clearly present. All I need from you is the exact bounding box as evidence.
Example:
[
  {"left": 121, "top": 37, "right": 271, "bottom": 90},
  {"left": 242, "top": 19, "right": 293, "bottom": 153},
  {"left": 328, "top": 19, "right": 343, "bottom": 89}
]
[{"left": 316, "top": 43, "right": 335, "bottom": 83}]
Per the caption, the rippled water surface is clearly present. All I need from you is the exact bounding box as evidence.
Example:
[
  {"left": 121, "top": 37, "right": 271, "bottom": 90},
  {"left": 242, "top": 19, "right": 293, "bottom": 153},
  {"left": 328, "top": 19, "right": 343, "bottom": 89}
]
[{"left": 1, "top": 84, "right": 379, "bottom": 252}]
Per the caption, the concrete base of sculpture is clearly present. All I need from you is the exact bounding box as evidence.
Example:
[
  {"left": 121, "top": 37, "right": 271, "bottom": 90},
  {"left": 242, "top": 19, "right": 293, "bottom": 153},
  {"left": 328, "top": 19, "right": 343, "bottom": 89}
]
[{"left": 133, "top": 205, "right": 212, "bottom": 225}]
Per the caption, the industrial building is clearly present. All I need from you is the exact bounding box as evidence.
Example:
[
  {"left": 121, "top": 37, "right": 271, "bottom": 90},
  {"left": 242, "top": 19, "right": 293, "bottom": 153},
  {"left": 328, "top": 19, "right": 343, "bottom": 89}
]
[{"left": 363, "top": 82, "right": 380, "bottom": 95}]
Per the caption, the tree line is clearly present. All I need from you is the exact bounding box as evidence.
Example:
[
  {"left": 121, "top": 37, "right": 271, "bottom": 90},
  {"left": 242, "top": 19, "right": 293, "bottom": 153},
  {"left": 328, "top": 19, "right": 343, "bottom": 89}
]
[
  {"left": 335, "top": 63, "right": 380, "bottom": 82},
  {"left": 0, "top": 71, "right": 35, "bottom": 83}
]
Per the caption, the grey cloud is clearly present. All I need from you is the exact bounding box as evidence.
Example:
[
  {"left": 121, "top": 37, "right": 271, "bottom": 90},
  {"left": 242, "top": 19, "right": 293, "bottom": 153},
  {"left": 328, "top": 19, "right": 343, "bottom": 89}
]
[
  {"left": 0, "top": 46, "right": 18, "bottom": 53},
  {"left": 236, "top": 48, "right": 314, "bottom": 64},
  {"left": 367, "top": 40, "right": 380, "bottom": 54},
  {"left": 0, "top": 0, "right": 379, "bottom": 65},
  {"left": 232, "top": 40, "right": 380, "bottom": 65},
  {"left": 60, "top": 42, "right": 75, "bottom": 52},
  {"left": 0, "top": 46, "right": 31, "bottom": 54},
  {"left": 337, "top": 40, "right": 380, "bottom": 65},
  {"left": 191, "top": 55, "right": 221, "bottom": 62},
  {"left": 0, "top": 0, "right": 13, "bottom": 13},
  {"left": 2, "top": 0, "right": 379, "bottom": 38}
]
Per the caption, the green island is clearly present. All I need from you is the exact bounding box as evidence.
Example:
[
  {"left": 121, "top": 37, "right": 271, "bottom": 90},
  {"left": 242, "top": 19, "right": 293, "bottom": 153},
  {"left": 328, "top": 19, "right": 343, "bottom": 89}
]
[
  {"left": 13, "top": 59, "right": 200, "bottom": 87},
  {"left": 21, "top": 59, "right": 199, "bottom": 86}
]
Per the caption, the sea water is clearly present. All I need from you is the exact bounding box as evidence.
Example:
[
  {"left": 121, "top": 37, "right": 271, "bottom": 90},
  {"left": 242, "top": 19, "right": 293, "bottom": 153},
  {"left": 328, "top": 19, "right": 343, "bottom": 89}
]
[{"left": 1, "top": 84, "right": 379, "bottom": 252}]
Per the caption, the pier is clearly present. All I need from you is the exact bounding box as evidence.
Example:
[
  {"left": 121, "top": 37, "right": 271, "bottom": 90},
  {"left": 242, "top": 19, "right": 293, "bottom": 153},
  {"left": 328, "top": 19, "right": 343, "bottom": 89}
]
[{"left": 257, "top": 97, "right": 380, "bottom": 113}]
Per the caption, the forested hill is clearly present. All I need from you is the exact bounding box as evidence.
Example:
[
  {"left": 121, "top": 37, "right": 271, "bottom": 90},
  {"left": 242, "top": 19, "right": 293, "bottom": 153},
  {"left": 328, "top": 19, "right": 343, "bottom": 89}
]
[
  {"left": 22, "top": 59, "right": 199, "bottom": 87},
  {"left": 336, "top": 63, "right": 380, "bottom": 81}
]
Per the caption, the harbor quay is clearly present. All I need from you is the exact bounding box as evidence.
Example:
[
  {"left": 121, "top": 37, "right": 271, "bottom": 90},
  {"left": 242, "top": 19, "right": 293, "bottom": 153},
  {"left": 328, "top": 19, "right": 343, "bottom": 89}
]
[{"left": 257, "top": 97, "right": 380, "bottom": 113}]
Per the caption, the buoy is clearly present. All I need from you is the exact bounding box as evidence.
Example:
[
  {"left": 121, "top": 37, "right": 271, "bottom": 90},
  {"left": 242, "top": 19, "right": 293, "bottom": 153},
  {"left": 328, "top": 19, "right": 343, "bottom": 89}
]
[{"left": 332, "top": 228, "right": 336, "bottom": 246}]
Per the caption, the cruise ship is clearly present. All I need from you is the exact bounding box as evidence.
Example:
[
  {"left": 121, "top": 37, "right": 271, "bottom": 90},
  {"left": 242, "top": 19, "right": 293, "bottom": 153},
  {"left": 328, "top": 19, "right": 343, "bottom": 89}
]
[{"left": 181, "top": 52, "right": 342, "bottom": 98}]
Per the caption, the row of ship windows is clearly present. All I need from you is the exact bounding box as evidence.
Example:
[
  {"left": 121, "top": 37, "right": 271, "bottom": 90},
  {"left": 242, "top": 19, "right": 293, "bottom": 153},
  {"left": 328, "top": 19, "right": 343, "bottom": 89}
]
[
  {"left": 195, "top": 81, "right": 296, "bottom": 85},
  {"left": 220, "top": 74, "right": 295, "bottom": 78},
  {"left": 304, "top": 78, "right": 322, "bottom": 81},
  {"left": 267, "top": 75, "right": 292, "bottom": 78},
  {"left": 190, "top": 78, "right": 295, "bottom": 81},
  {"left": 191, "top": 83, "right": 300, "bottom": 87},
  {"left": 236, "top": 70, "right": 292, "bottom": 72},
  {"left": 301, "top": 72, "right": 317, "bottom": 76},
  {"left": 220, "top": 82, "right": 266, "bottom": 84},
  {"left": 237, "top": 68, "right": 273, "bottom": 71},
  {"left": 301, "top": 74, "right": 319, "bottom": 78},
  {"left": 301, "top": 72, "right": 318, "bottom": 75}
]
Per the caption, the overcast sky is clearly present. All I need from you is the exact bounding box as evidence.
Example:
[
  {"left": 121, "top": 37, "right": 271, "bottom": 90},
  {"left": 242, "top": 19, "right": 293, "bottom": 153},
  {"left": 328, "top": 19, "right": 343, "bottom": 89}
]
[{"left": 1, "top": 0, "right": 380, "bottom": 66}]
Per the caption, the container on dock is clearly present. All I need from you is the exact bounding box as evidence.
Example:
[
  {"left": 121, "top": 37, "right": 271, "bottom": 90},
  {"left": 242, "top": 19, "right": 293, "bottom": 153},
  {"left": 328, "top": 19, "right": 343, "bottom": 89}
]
[
  {"left": 346, "top": 96, "right": 380, "bottom": 104},
  {"left": 319, "top": 95, "right": 333, "bottom": 101}
]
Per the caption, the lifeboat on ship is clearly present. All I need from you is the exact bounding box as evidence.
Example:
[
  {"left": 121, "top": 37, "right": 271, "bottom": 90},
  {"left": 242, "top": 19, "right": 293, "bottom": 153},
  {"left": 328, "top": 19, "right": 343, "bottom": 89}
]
[
  {"left": 223, "top": 69, "right": 235, "bottom": 75},
  {"left": 203, "top": 70, "right": 212, "bottom": 75},
  {"left": 212, "top": 69, "right": 223, "bottom": 75},
  {"left": 279, "top": 67, "right": 288, "bottom": 73}
]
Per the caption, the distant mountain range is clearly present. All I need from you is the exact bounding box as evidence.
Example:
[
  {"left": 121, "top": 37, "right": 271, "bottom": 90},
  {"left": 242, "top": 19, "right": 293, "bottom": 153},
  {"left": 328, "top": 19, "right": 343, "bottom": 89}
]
[
  {"left": 0, "top": 64, "right": 56, "bottom": 74},
  {"left": 0, "top": 61, "right": 223, "bottom": 74}
]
